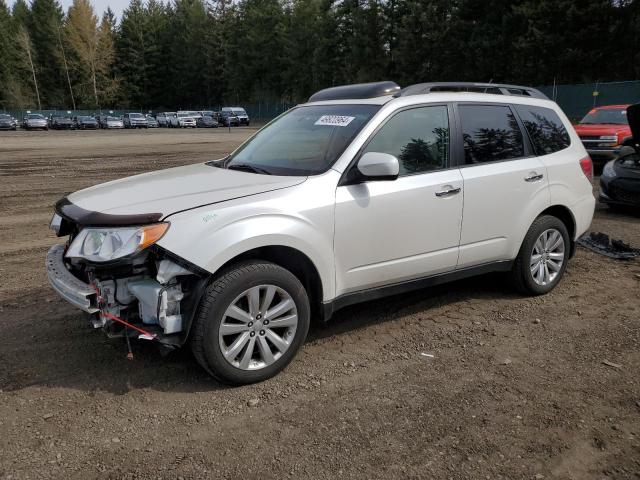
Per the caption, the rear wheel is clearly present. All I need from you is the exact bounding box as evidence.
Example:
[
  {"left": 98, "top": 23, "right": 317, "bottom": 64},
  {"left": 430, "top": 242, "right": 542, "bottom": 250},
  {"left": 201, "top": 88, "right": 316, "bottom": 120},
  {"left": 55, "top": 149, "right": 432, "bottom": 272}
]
[
  {"left": 191, "top": 261, "right": 310, "bottom": 384},
  {"left": 511, "top": 215, "right": 570, "bottom": 295}
]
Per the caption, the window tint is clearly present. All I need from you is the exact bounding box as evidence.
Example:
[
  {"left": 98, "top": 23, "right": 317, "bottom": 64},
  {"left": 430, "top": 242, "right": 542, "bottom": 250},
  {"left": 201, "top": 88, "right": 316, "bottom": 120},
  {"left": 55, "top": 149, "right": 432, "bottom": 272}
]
[
  {"left": 514, "top": 105, "right": 571, "bottom": 155},
  {"left": 459, "top": 105, "right": 524, "bottom": 164},
  {"left": 363, "top": 106, "right": 449, "bottom": 175}
]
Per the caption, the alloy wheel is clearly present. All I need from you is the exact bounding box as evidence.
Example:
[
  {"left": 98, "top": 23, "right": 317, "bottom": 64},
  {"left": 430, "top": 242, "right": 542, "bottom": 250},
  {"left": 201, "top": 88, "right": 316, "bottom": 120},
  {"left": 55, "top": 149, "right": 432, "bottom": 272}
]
[
  {"left": 530, "top": 228, "right": 565, "bottom": 286},
  {"left": 218, "top": 285, "right": 298, "bottom": 370}
]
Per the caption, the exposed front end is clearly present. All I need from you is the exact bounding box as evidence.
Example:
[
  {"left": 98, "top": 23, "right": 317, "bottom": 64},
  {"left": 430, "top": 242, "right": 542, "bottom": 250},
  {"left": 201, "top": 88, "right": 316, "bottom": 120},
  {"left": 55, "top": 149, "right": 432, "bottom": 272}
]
[{"left": 46, "top": 204, "right": 207, "bottom": 349}]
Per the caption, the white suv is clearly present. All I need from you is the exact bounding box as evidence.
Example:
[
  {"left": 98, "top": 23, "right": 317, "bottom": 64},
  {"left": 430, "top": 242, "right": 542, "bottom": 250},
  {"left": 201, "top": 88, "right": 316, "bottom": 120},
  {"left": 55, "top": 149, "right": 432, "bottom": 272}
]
[{"left": 46, "top": 81, "right": 595, "bottom": 384}]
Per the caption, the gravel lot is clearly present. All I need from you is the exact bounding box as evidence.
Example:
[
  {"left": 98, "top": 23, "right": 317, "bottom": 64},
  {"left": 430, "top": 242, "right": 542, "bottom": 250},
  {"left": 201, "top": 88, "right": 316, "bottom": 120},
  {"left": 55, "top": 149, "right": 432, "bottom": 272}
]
[{"left": 0, "top": 129, "right": 639, "bottom": 480}]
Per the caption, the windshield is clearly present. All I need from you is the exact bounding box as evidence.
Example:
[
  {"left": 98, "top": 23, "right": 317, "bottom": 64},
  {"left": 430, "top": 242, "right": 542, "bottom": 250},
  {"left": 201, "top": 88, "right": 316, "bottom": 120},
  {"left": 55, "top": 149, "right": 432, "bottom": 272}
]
[
  {"left": 78, "top": 116, "right": 93, "bottom": 121},
  {"left": 177, "top": 113, "right": 191, "bottom": 118},
  {"left": 225, "top": 104, "right": 380, "bottom": 176},
  {"left": 27, "top": 114, "right": 44, "bottom": 119},
  {"left": 0, "top": 114, "right": 10, "bottom": 119},
  {"left": 233, "top": 109, "right": 247, "bottom": 116},
  {"left": 129, "top": 113, "right": 144, "bottom": 119},
  {"left": 107, "top": 117, "right": 120, "bottom": 121},
  {"left": 580, "top": 108, "right": 628, "bottom": 125}
]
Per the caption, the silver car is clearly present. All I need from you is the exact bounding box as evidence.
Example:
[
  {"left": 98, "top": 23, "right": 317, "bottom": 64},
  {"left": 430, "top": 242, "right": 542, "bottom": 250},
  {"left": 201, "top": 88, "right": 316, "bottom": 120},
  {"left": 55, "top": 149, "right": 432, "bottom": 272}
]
[
  {"left": 104, "top": 116, "right": 124, "bottom": 129},
  {"left": 23, "top": 113, "right": 48, "bottom": 130}
]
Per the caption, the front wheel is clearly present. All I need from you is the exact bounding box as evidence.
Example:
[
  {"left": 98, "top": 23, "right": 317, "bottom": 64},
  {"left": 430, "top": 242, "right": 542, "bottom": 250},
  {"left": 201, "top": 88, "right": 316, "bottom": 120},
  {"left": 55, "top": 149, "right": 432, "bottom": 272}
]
[
  {"left": 191, "top": 261, "right": 310, "bottom": 384},
  {"left": 511, "top": 215, "right": 570, "bottom": 295}
]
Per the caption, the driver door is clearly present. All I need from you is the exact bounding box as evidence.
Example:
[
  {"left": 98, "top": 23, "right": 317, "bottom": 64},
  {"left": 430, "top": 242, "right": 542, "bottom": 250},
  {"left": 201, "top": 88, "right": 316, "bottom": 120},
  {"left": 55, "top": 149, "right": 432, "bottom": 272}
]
[{"left": 334, "top": 105, "right": 463, "bottom": 296}]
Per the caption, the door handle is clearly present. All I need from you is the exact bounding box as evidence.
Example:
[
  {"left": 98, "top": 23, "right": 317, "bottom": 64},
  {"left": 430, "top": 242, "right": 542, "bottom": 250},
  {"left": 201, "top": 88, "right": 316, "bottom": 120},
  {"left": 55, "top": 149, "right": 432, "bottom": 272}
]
[
  {"left": 435, "top": 186, "right": 461, "bottom": 197},
  {"left": 524, "top": 173, "right": 544, "bottom": 182}
]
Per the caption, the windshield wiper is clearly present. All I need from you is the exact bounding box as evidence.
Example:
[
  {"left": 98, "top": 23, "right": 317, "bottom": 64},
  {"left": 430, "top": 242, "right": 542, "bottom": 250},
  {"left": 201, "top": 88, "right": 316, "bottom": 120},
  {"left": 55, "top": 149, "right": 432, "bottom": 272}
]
[{"left": 227, "top": 163, "right": 272, "bottom": 175}]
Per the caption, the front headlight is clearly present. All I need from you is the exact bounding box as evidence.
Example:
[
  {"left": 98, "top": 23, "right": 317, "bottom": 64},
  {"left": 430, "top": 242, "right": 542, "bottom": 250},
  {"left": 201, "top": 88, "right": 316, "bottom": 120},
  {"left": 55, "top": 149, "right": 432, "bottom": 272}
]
[
  {"left": 65, "top": 223, "right": 169, "bottom": 262},
  {"left": 602, "top": 161, "right": 617, "bottom": 178}
]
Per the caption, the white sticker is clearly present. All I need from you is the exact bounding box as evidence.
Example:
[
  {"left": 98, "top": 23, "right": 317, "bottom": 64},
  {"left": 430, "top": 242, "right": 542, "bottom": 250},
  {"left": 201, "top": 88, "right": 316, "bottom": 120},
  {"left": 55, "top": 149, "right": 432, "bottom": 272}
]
[{"left": 315, "top": 115, "right": 355, "bottom": 127}]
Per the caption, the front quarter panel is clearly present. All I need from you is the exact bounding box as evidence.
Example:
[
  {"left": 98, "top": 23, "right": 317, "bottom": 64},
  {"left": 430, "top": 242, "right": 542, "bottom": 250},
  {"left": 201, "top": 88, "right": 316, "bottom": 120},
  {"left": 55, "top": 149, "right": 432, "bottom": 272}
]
[{"left": 158, "top": 171, "right": 339, "bottom": 301}]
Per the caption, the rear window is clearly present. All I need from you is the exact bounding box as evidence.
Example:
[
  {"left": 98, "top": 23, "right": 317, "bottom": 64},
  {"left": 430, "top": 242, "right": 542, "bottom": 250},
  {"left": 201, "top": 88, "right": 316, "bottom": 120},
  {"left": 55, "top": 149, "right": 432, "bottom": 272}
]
[
  {"left": 514, "top": 105, "right": 570, "bottom": 155},
  {"left": 459, "top": 104, "right": 525, "bottom": 164}
]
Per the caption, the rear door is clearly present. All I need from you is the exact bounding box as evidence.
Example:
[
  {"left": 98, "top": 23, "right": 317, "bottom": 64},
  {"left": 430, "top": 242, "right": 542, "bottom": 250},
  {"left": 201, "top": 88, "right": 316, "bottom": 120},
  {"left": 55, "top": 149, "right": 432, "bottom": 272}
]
[{"left": 454, "top": 103, "right": 550, "bottom": 268}]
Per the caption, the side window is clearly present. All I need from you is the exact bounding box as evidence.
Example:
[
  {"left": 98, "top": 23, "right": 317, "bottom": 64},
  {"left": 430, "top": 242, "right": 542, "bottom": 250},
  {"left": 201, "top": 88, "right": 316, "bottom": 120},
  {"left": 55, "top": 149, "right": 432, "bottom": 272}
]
[
  {"left": 514, "top": 105, "right": 571, "bottom": 155},
  {"left": 459, "top": 105, "right": 525, "bottom": 164},
  {"left": 363, "top": 106, "right": 449, "bottom": 175}
]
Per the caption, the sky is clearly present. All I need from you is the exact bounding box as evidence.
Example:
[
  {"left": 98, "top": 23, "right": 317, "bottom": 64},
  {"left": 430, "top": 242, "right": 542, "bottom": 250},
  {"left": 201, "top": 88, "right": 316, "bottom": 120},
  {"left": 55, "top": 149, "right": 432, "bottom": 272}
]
[{"left": 8, "top": 0, "right": 130, "bottom": 20}]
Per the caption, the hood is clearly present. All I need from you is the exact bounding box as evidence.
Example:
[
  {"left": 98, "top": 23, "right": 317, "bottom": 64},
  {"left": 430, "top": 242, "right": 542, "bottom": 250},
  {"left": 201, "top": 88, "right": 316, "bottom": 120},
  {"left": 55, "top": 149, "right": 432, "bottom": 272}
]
[
  {"left": 627, "top": 103, "right": 640, "bottom": 144},
  {"left": 574, "top": 123, "right": 631, "bottom": 137},
  {"left": 66, "top": 162, "right": 306, "bottom": 220}
]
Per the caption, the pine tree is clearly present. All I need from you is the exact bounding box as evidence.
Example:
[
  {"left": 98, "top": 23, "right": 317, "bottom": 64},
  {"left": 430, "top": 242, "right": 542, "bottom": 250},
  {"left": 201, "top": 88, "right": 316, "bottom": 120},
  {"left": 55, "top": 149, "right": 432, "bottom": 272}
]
[{"left": 29, "top": 0, "right": 67, "bottom": 106}]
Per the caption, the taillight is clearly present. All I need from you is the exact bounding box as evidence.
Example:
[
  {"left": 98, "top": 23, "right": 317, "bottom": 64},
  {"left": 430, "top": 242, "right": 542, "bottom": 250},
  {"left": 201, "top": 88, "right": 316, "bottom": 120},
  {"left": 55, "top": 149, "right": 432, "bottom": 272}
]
[{"left": 579, "top": 155, "right": 593, "bottom": 182}]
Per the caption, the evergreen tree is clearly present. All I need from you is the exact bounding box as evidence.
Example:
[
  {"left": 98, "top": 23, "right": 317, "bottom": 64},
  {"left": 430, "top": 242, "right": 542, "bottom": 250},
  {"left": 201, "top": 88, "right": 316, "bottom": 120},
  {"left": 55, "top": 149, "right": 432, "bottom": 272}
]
[{"left": 28, "top": 0, "right": 67, "bottom": 106}]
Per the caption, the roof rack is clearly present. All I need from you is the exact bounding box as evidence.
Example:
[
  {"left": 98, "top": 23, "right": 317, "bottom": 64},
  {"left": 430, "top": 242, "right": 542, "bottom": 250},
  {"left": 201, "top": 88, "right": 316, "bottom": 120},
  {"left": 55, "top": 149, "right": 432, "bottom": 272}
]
[
  {"left": 402, "top": 82, "right": 548, "bottom": 100},
  {"left": 308, "top": 81, "right": 401, "bottom": 102}
]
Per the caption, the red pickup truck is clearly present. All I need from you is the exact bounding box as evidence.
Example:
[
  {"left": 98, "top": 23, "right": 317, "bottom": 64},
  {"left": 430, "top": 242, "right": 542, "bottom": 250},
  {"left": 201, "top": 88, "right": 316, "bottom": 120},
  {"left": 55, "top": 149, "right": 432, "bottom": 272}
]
[{"left": 574, "top": 105, "right": 633, "bottom": 164}]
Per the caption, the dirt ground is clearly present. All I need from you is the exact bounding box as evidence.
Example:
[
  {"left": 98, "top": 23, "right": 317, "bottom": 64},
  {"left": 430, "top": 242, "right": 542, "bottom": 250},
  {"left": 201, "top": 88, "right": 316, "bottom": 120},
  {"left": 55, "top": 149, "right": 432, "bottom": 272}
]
[{"left": 0, "top": 129, "right": 639, "bottom": 480}]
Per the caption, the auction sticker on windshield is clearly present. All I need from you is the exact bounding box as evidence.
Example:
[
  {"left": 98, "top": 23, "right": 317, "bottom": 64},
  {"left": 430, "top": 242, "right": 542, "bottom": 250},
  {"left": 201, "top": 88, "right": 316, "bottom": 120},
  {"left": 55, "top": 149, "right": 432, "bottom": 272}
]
[{"left": 315, "top": 115, "right": 355, "bottom": 127}]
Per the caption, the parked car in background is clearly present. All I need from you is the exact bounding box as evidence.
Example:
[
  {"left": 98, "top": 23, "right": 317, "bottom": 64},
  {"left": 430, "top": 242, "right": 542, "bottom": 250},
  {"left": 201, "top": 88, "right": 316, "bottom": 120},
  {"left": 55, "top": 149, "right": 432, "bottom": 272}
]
[
  {"left": 0, "top": 114, "right": 17, "bottom": 130},
  {"left": 156, "top": 112, "right": 173, "bottom": 127},
  {"left": 73, "top": 115, "right": 99, "bottom": 130},
  {"left": 123, "top": 113, "right": 148, "bottom": 129},
  {"left": 96, "top": 115, "right": 109, "bottom": 128},
  {"left": 222, "top": 107, "right": 250, "bottom": 125},
  {"left": 574, "top": 105, "right": 632, "bottom": 164},
  {"left": 49, "top": 114, "right": 75, "bottom": 130},
  {"left": 170, "top": 112, "right": 196, "bottom": 128},
  {"left": 600, "top": 103, "right": 640, "bottom": 209},
  {"left": 146, "top": 115, "right": 159, "bottom": 128},
  {"left": 196, "top": 115, "right": 218, "bottom": 128},
  {"left": 218, "top": 110, "right": 240, "bottom": 127},
  {"left": 102, "top": 116, "right": 124, "bottom": 129},
  {"left": 22, "top": 113, "right": 48, "bottom": 130},
  {"left": 45, "top": 81, "right": 595, "bottom": 385}
]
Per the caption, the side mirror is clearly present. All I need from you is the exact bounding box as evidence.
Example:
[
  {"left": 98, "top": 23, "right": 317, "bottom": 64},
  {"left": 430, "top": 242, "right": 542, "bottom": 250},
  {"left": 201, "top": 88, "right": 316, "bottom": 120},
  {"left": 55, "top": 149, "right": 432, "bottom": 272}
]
[{"left": 357, "top": 152, "right": 399, "bottom": 180}]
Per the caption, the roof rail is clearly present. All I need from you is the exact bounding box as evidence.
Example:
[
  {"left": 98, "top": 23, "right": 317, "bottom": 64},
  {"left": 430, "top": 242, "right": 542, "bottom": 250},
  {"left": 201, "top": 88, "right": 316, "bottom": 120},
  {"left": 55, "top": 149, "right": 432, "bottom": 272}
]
[
  {"left": 402, "top": 82, "right": 548, "bottom": 100},
  {"left": 308, "top": 81, "right": 401, "bottom": 102}
]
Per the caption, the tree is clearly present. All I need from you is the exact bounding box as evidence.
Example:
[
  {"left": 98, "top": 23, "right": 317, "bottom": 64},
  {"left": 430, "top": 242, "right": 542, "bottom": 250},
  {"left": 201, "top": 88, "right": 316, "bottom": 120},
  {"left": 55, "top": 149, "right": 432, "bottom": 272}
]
[
  {"left": 17, "top": 25, "right": 42, "bottom": 109},
  {"left": 29, "top": 0, "right": 67, "bottom": 106},
  {"left": 65, "top": 0, "right": 117, "bottom": 107}
]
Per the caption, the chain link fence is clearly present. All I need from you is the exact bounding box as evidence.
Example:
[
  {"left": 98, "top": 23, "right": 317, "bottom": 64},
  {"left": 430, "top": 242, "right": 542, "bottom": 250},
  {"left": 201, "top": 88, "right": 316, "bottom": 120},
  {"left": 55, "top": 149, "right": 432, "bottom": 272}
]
[
  {"left": 538, "top": 80, "right": 640, "bottom": 121},
  {"left": 4, "top": 83, "right": 640, "bottom": 124}
]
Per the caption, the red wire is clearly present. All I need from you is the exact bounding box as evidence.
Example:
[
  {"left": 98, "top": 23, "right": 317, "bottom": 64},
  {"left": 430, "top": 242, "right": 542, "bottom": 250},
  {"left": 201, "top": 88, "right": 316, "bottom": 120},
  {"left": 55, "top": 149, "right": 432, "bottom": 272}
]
[
  {"left": 91, "top": 283, "right": 158, "bottom": 339},
  {"left": 100, "top": 311, "right": 158, "bottom": 339}
]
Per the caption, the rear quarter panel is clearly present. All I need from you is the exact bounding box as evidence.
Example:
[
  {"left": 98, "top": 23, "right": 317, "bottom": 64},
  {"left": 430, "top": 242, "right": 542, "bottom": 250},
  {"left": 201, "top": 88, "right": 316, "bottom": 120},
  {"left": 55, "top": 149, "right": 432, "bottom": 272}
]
[{"left": 540, "top": 108, "right": 596, "bottom": 239}]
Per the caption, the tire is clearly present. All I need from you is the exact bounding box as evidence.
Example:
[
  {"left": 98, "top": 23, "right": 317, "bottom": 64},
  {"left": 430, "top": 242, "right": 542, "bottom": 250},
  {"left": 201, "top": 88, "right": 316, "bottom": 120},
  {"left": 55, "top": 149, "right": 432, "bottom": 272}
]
[
  {"left": 510, "top": 215, "right": 570, "bottom": 295},
  {"left": 191, "top": 261, "right": 310, "bottom": 385}
]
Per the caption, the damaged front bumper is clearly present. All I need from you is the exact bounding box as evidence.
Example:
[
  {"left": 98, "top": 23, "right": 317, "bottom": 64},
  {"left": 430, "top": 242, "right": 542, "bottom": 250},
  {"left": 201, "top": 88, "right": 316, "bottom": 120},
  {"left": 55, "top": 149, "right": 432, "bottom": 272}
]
[
  {"left": 45, "top": 243, "right": 207, "bottom": 348},
  {"left": 46, "top": 244, "right": 99, "bottom": 313}
]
